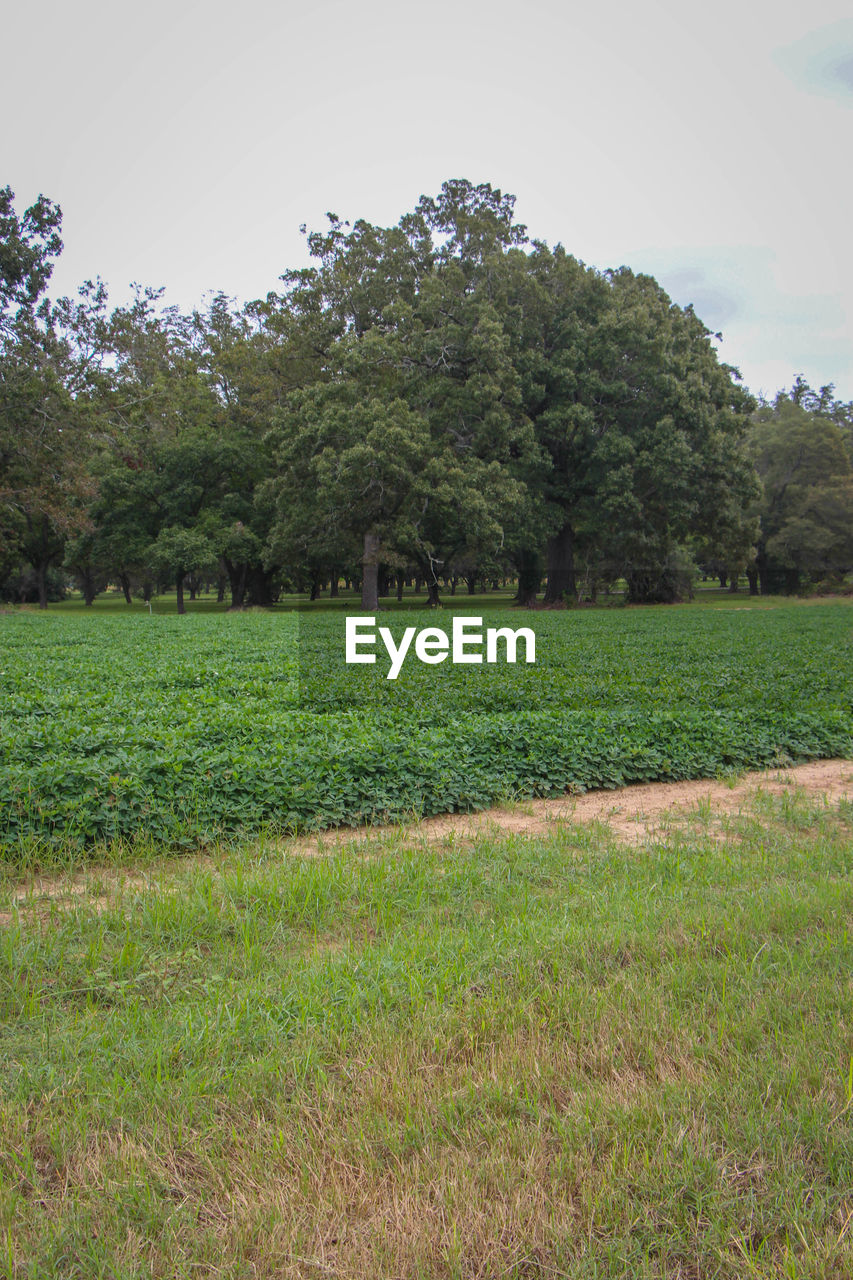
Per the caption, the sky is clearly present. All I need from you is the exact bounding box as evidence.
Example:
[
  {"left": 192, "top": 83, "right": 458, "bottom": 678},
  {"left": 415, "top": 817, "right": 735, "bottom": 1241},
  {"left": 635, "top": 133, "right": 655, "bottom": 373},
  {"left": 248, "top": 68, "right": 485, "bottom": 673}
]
[{"left": 3, "top": 0, "right": 853, "bottom": 401}]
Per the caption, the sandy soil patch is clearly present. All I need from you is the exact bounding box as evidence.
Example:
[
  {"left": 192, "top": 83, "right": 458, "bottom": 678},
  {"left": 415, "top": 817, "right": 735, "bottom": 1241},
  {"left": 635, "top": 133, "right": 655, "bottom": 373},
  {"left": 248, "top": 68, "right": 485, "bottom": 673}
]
[
  {"left": 300, "top": 757, "right": 853, "bottom": 854},
  {"left": 4, "top": 759, "right": 851, "bottom": 919}
]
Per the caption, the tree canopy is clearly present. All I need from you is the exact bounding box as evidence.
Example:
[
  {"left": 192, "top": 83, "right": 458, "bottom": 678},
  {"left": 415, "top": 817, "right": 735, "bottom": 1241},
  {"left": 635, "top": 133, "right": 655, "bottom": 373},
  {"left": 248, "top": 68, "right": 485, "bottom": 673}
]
[{"left": 2, "top": 179, "right": 849, "bottom": 609}]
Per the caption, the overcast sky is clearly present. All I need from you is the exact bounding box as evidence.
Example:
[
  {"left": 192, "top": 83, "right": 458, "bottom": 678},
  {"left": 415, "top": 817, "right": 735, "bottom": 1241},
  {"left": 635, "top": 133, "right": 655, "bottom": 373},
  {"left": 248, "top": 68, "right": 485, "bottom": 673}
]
[{"left": 4, "top": 0, "right": 852, "bottom": 400}]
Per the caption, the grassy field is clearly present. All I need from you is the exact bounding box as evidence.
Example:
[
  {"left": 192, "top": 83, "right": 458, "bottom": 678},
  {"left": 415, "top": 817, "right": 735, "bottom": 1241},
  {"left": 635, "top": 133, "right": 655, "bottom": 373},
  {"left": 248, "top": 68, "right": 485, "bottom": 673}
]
[
  {"left": 1, "top": 782, "right": 851, "bottom": 1277},
  {"left": 1, "top": 599, "right": 851, "bottom": 861},
  {"left": 48, "top": 588, "right": 524, "bottom": 615},
  {"left": 45, "top": 583, "right": 843, "bottom": 616}
]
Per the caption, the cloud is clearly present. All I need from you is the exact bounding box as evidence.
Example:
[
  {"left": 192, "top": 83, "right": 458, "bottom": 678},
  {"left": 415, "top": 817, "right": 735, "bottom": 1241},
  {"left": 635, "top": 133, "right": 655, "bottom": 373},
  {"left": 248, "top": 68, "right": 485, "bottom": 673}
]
[
  {"left": 622, "top": 245, "right": 852, "bottom": 399},
  {"left": 646, "top": 268, "right": 742, "bottom": 329},
  {"left": 773, "top": 19, "right": 853, "bottom": 103}
]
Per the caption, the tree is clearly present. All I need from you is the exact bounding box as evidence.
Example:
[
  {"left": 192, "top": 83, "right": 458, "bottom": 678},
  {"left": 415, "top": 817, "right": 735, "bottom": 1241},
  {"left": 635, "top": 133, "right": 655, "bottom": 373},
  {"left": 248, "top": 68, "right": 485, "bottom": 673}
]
[
  {"left": 0, "top": 189, "right": 105, "bottom": 606},
  {"left": 265, "top": 182, "right": 538, "bottom": 609},
  {"left": 750, "top": 391, "right": 853, "bottom": 592},
  {"left": 63, "top": 529, "right": 108, "bottom": 605},
  {"left": 87, "top": 287, "right": 245, "bottom": 610},
  {"left": 0, "top": 186, "right": 63, "bottom": 322},
  {"left": 488, "top": 245, "right": 759, "bottom": 606},
  {"left": 148, "top": 526, "right": 216, "bottom": 614},
  {"left": 189, "top": 294, "right": 290, "bottom": 607},
  {"left": 570, "top": 270, "right": 756, "bottom": 603},
  {"left": 493, "top": 242, "right": 609, "bottom": 603}
]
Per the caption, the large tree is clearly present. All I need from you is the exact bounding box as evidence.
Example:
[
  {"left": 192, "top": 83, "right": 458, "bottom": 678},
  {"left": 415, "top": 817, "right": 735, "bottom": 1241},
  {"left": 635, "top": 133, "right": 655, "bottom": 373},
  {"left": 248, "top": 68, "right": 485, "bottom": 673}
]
[
  {"left": 86, "top": 287, "right": 250, "bottom": 610},
  {"left": 750, "top": 387, "right": 853, "bottom": 593},
  {"left": 483, "top": 245, "right": 759, "bottom": 605},
  {"left": 562, "top": 269, "right": 756, "bottom": 603},
  {"left": 0, "top": 188, "right": 105, "bottom": 606},
  {"left": 265, "top": 182, "right": 538, "bottom": 609}
]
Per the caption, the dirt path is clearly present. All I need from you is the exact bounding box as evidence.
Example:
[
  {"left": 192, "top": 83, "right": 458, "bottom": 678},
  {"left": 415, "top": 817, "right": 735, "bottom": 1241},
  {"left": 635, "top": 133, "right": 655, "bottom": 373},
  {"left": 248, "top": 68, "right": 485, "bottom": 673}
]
[
  {"left": 300, "top": 757, "right": 853, "bottom": 853},
  {"left": 4, "top": 759, "right": 852, "bottom": 917}
]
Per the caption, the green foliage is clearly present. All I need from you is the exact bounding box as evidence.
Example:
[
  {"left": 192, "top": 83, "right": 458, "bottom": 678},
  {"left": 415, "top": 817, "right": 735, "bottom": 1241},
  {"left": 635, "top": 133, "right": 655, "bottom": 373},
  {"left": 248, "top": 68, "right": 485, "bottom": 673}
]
[
  {"left": 148, "top": 526, "right": 216, "bottom": 580},
  {"left": 2, "top": 182, "right": 850, "bottom": 611},
  {"left": 0, "top": 192, "right": 105, "bottom": 605},
  {"left": 0, "top": 184, "right": 63, "bottom": 320},
  {"left": 1, "top": 604, "right": 850, "bottom": 857},
  {"left": 264, "top": 182, "right": 537, "bottom": 608},
  {"left": 751, "top": 388, "right": 853, "bottom": 591}
]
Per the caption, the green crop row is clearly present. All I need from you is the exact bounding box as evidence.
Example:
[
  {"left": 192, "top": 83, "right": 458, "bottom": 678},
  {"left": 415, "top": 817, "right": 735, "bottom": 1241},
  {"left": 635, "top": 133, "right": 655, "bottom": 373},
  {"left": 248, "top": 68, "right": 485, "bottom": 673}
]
[{"left": 1, "top": 604, "right": 851, "bottom": 857}]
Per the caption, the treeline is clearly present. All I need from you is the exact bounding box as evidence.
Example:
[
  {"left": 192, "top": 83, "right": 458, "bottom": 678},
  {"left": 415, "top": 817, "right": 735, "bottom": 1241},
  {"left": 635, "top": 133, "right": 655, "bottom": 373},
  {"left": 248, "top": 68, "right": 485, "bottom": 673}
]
[{"left": 2, "top": 180, "right": 852, "bottom": 611}]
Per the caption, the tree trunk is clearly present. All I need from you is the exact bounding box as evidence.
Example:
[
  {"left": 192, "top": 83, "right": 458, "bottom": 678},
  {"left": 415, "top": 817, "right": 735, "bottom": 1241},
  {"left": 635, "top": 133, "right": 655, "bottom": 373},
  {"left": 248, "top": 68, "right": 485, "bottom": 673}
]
[
  {"left": 329, "top": 574, "right": 339, "bottom": 598},
  {"left": 746, "top": 567, "right": 758, "bottom": 596},
  {"left": 81, "top": 569, "right": 97, "bottom": 606},
  {"left": 225, "top": 559, "right": 247, "bottom": 610},
  {"left": 361, "top": 531, "right": 380, "bottom": 610},
  {"left": 514, "top": 548, "right": 542, "bottom": 607},
  {"left": 426, "top": 578, "right": 440, "bottom": 607},
  {"left": 119, "top": 572, "right": 133, "bottom": 605},
  {"left": 754, "top": 546, "right": 790, "bottom": 596},
  {"left": 466, "top": 574, "right": 477, "bottom": 595},
  {"left": 728, "top": 573, "right": 739, "bottom": 593},
  {"left": 544, "top": 524, "right": 576, "bottom": 604},
  {"left": 246, "top": 566, "right": 275, "bottom": 606},
  {"left": 216, "top": 573, "right": 227, "bottom": 603},
  {"left": 176, "top": 572, "right": 186, "bottom": 615},
  {"left": 396, "top": 574, "right": 404, "bottom": 602}
]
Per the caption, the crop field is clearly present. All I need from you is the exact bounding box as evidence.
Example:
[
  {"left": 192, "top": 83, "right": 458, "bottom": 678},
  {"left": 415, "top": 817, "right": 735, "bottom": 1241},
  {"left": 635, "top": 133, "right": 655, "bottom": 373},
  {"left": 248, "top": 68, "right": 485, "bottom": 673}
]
[{"left": 1, "top": 600, "right": 851, "bottom": 861}]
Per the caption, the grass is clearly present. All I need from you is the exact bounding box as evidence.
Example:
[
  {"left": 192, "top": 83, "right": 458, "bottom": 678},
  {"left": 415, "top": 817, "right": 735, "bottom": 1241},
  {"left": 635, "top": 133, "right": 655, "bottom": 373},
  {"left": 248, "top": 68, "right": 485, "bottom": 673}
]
[
  {"left": 46, "top": 588, "right": 524, "bottom": 615},
  {"left": 1, "top": 786, "right": 851, "bottom": 1277},
  {"left": 30, "top": 580, "right": 833, "bottom": 616}
]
